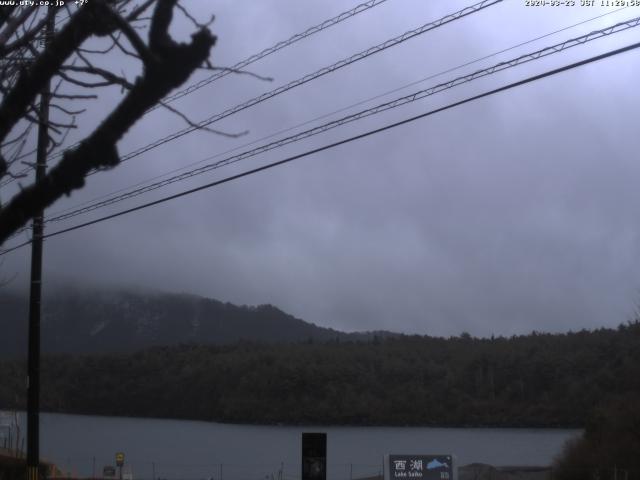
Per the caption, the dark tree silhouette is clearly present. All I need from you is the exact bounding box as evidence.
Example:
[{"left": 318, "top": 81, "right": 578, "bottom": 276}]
[{"left": 0, "top": 0, "right": 218, "bottom": 245}]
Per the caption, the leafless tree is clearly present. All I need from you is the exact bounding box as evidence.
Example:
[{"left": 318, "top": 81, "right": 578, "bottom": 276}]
[{"left": 0, "top": 0, "right": 222, "bottom": 245}]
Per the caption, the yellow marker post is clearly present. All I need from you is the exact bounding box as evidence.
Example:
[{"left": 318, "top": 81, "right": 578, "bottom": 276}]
[{"left": 116, "top": 452, "right": 125, "bottom": 480}]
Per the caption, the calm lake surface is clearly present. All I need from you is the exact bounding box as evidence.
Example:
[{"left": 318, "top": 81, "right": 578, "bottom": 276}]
[{"left": 9, "top": 412, "right": 580, "bottom": 480}]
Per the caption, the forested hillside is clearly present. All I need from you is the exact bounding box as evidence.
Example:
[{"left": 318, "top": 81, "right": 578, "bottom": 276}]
[
  {"left": 0, "top": 289, "right": 390, "bottom": 358},
  {"left": 1, "top": 322, "right": 639, "bottom": 427}
]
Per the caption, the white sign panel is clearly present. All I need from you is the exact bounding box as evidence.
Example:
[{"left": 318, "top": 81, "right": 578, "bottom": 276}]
[{"left": 384, "top": 455, "right": 456, "bottom": 480}]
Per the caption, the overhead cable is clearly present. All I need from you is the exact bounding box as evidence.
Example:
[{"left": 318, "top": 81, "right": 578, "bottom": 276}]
[
  {"left": 2, "top": 38, "right": 639, "bottom": 255},
  {"left": 3, "top": 0, "right": 499, "bottom": 190},
  {"left": 41, "top": 15, "right": 640, "bottom": 226},
  {"left": 155, "top": 0, "right": 393, "bottom": 109},
  {"left": 1, "top": 0, "right": 392, "bottom": 186},
  {"left": 44, "top": 6, "right": 628, "bottom": 219},
  {"left": 94, "top": 0, "right": 504, "bottom": 169}
]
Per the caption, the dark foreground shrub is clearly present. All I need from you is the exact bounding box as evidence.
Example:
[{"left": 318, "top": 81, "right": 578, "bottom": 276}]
[{"left": 554, "top": 394, "right": 640, "bottom": 480}]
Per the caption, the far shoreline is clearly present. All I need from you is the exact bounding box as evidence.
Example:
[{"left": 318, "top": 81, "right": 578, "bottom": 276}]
[{"left": 1, "top": 408, "right": 585, "bottom": 430}]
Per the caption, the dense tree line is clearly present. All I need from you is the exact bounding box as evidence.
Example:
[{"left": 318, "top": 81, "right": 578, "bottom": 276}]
[{"left": 1, "top": 322, "right": 640, "bottom": 427}]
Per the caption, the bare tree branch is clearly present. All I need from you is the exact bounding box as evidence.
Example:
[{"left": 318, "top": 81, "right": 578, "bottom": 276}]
[
  {"left": 60, "top": 65, "right": 135, "bottom": 90},
  {"left": 50, "top": 103, "right": 86, "bottom": 116},
  {"left": 52, "top": 92, "right": 99, "bottom": 100},
  {"left": 2, "top": 9, "right": 56, "bottom": 57},
  {"left": 0, "top": 0, "right": 216, "bottom": 244},
  {"left": 125, "top": 0, "right": 156, "bottom": 21},
  {"left": 158, "top": 100, "right": 247, "bottom": 138},
  {"left": 0, "top": 7, "right": 37, "bottom": 52},
  {"left": 56, "top": 69, "right": 124, "bottom": 89},
  {"left": 0, "top": 2, "right": 117, "bottom": 148},
  {"left": 176, "top": 2, "right": 215, "bottom": 30},
  {"left": 109, "top": 32, "right": 140, "bottom": 59},
  {"left": 105, "top": 5, "right": 155, "bottom": 65},
  {"left": 201, "top": 62, "right": 273, "bottom": 82}
]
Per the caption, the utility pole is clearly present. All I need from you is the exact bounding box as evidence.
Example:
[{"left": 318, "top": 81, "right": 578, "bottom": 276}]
[{"left": 26, "top": 9, "right": 55, "bottom": 480}]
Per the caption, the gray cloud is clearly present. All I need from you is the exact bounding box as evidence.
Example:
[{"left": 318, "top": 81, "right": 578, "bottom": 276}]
[{"left": 3, "top": 0, "right": 640, "bottom": 337}]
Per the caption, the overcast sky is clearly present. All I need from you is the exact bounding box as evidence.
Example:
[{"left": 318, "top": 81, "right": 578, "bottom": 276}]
[{"left": 2, "top": 0, "right": 640, "bottom": 337}]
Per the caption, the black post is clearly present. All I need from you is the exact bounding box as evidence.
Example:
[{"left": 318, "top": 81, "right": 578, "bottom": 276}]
[
  {"left": 301, "top": 433, "right": 326, "bottom": 480},
  {"left": 26, "top": 10, "right": 54, "bottom": 480}
]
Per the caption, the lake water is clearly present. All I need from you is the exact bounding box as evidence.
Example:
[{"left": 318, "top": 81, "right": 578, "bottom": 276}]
[{"left": 6, "top": 412, "right": 580, "bottom": 480}]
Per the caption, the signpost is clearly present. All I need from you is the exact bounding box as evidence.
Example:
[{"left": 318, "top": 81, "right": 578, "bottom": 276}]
[
  {"left": 116, "top": 453, "right": 125, "bottom": 480},
  {"left": 302, "top": 433, "right": 326, "bottom": 480},
  {"left": 385, "top": 455, "right": 456, "bottom": 480}
]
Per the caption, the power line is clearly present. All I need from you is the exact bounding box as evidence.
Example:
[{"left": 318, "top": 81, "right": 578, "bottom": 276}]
[
  {"left": 2, "top": 38, "right": 638, "bottom": 256},
  {"left": 4, "top": 11, "right": 636, "bottom": 244},
  {"left": 3, "top": 0, "right": 503, "bottom": 193},
  {"left": 112, "top": 0, "right": 502, "bottom": 167},
  {"left": 39, "top": 15, "right": 640, "bottom": 227},
  {"left": 43, "top": 6, "right": 628, "bottom": 221},
  {"left": 4, "top": 8, "right": 636, "bottom": 242},
  {"left": 1, "top": 0, "right": 390, "bottom": 186},
  {"left": 154, "top": 0, "right": 393, "bottom": 109}
]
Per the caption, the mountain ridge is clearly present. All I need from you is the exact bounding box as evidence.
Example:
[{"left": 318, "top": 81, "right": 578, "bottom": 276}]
[{"left": 0, "top": 287, "right": 396, "bottom": 358}]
